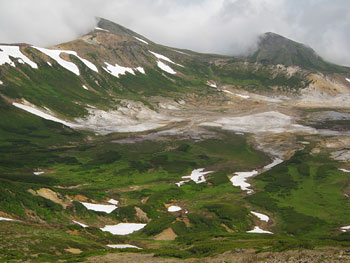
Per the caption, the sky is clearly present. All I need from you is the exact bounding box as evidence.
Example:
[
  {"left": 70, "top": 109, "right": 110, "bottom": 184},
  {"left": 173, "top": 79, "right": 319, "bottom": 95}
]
[{"left": 0, "top": 0, "right": 349, "bottom": 66}]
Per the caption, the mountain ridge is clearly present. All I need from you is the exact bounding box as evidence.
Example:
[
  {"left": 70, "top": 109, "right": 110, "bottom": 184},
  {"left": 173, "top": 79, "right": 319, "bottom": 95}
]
[{"left": 249, "top": 31, "right": 349, "bottom": 72}]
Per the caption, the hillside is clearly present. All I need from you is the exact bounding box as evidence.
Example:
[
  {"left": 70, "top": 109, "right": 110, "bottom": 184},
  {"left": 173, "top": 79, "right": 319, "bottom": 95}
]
[
  {"left": 1, "top": 18, "right": 350, "bottom": 262},
  {"left": 249, "top": 32, "right": 349, "bottom": 72}
]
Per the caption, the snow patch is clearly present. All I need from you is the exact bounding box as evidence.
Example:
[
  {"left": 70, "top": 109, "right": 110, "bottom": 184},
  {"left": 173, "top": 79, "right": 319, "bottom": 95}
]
[
  {"left": 107, "top": 244, "right": 141, "bottom": 249},
  {"left": 101, "top": 223, "right": 146, "bottom": 235},
  {"left": 264, "top": 158, "right": 283, "bottom": 170},
  {"left": 33, "top": 47, "right": 98, "bottom": 75},
  {"left": 103, "top": 63, "right": 145, "bottom": 78},
  {"left": 134, "top": 36, "right": 148, "bottom": 45},
  {"left": 13, "top": 102, "right": 76, "bottom": 127},
  {"left": 182, "top": 168, "right": 213, "bottom": 184},
  {"left": 149, "top": 51, "right": 183, "bottom": 67},
  {"left": 230, "top": 170, "right": 258, "bottom": 194},
  {"left": 175, "top": 180, "right": 188, "bottom": 187},
  {"left": 341, "top": 225, "right": 350, "bottom": 232},
  {"left": 33, "top": 171, "right": 45, "bottom": 175},
  {"left": 0, "top": 80, "right": 3, "bottom": 85},
  {"left": 223, "top": 90, "right": 250, "bottom": 99},
  {"left": 107, "top": 199, "right": 119, "bottom": 205},
  {"left": 95, "top": 27, "right": 109, "bottom": 32},
  {"left": 157, "top": 61, "right": 176, "bottom": 74},
  {"left": 80, "top": 202, "right": 117, "bottom": 214},
  {"left": 207, "top": 81, "right": 217, "bottom": 88},
  {"left": 235, "top": 93, "right": 250, "bottom": 99},
  {"left": 103, "top": 62, "right": 135, "bottom": 78},
  {"left": 168, "top": 206, "right": 182, "bottom": 212},
  {"left": 0, "top": 217, "right": 13, "bottom": 221},
  {"left": 247, "top": 226, "right": 273, "bottom": 234},
  {"left": 346, "top": 78, "right": 350, "bottom": 83},
  {"left": 339, "top": 168, "right": 350, "bottom": 173},
  {"left": 82, "top": 85, "right": 89, "bottom": 90},
  {"left": 73, "top": 220, "right": 88, "bottom": 228},
  {"left": 136, "top": 67, "right": 145, "bottom": 74},
  {"left": 251, "top": 211, "right": 269, "bottom": 222},
  {"left": 0, "top": 45, "right": 38, "bottom": 68}
]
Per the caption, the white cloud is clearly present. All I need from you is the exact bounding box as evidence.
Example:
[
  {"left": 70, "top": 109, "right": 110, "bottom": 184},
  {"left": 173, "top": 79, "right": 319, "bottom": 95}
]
[{"left": 0, "top": 0, "right": 349, "bottom": 66}]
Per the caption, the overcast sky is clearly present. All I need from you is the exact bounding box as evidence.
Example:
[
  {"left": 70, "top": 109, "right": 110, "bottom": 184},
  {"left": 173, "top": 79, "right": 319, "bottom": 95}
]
[{"left": 0, "top": 0, "right": 349, "bottom": 66}]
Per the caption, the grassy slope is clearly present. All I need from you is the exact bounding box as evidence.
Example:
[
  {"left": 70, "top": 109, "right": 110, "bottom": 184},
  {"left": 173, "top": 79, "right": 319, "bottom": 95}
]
[{"left": 1, "top": 119, "right": 350, "bottom": 261}]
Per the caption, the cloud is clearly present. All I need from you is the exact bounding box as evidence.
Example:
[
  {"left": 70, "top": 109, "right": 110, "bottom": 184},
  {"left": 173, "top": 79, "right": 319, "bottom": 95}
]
[{"left": 0, "top": 0, "right": 349, "bottom": 66}]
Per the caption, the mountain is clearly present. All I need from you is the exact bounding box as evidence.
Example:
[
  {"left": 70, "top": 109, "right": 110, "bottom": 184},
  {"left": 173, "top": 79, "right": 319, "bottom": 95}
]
[
  {"left": 1, "top": 18, "right": 350, "bottom": 262},
  {"left": 249, "top": 32, "right": 348, "bottom": 72}
]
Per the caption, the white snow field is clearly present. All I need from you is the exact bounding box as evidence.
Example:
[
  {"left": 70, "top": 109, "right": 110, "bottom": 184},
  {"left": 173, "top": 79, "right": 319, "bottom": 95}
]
[
  {"left": 230, "top": 170, "right": 258, "bottom": 194},
  {"left": 33, "top": 47, "right": 98, "bottom": 75},
  {"left": 103, "top": 62, "right": 145, "bottom": 78},
  {"left": 95, "top": 27, "right": 109, "bottom": 32},
  {"left": 157, "top": 61, "right": 177, "bottom": 74},
  {"left": 223, "top": 90, "right": 250, "bottom": 99},
  {"left": 73, "top": 220, "right": 88, "bottom": 228},
  {"left": 175, "top": 180, "right": 188, "bottom": 187},
  {"left": 346, "top": 78, "right": 350, "bottom": 83},
  {"left": 168, "top": 206, "right": 182, "bottom": 212},
  {"left": 341, "top": 226, "right": 350, "bottom": 232},
  {"left": 264, "top": 158, "right": 283, "bottom": 169},
  {"left": 207, "top": 81, "right": 217, "bottom": 88},
  {"left": 251, "top": 211, "right": 270, "bottom": 222},
  {"left": 80, "top": 202, "right": 117, "bottom": 214},
  {"left": 82, "top": 85, "right": 89, "bottom": 90},
  {"left": 0, "top": 217, "right": 13, "bottom": 221},
  {"left": 107, "top": 244, "right": 142, "bottom": 249},
  {"left": 101, "top": 223, "right": 147, "bottom": 235},
  {"left": 103, "top": 62, "right": 134, "bottom": 77},
  {"left": 135, "top": 66, "right": 145, "bottom": 74},
  {"left": 339, "top": 168, "right": 350, "bottom": 173},
  {"left": 247, "top": 226, "right": 273, "bottom": 234},
  {"left": 149, "top": 51, "right": 183, "bottom": 66},
  {"left": 0, "top": 80, "right": 3, "bottom": 85},
  {"left": 13, "top": 102, "right": 77, "bottom": 127},
  {"left": 107, "top": 199, "right": 119, "bottom": 205},
  {"left": 182, "top": 168, "right": 214, "bottom": 184},
  {"left": 134, "top": 36, "right": 149, "bottom": 45},
  {"left": 0, "top": 45, "right": 38, "bottom": 68},
  {"left": 33, "top": 171, "right": 45, "bottom": 175}
]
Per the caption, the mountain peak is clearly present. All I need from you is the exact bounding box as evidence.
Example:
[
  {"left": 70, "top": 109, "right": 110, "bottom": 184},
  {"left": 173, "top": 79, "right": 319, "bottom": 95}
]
[
  {"left": 249, "top": 32, "right": 345, "bottom": 72},
  {"left": 96, "top": 18, "right": 149, "bottom": 42}
]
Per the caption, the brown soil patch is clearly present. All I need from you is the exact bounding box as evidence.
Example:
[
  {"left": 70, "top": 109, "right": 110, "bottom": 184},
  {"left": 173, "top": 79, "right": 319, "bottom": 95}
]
[
  {"left": 36, "top": 188, "right": 71, "bottom": 208},
  {"left": 221, "top": 224, "right": 234, "bottom": 233},
  {"left": 54, "top": 184, "right": 88, "bottom": 189},
  {"left": 141, "top": 196, "right": 149, "bottom": 204},
  {"left": 154, "top": 228, "right": 177, "bottom": 241},
  {"left": 64, "top": 248, "right": 82, "bottom": 254},
  {"left": 73, "top": 195, "right": 89, "bottom": 202},
  {"left": 176, "top": 216, "right": 190, "bottom": 227},
  {"left": 135, "top": 207, "right": 150, "bottom": 222}
]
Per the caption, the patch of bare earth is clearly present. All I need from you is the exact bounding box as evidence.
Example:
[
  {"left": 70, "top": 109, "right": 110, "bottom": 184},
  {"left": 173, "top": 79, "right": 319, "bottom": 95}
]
[
  {"left": 154, "top": 228, "right": 177, "bottom": 241},
  {"left": 35, "top": 188, "right": 71, "bottom": 208},
  {"left": 64, "top": 248, "right": 82, "bottom": 254}
]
